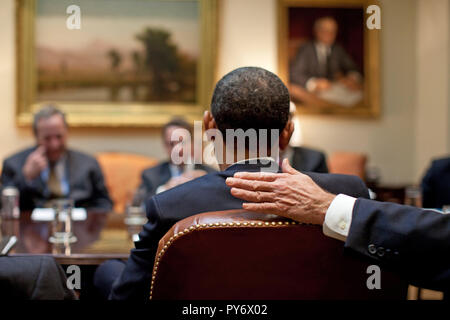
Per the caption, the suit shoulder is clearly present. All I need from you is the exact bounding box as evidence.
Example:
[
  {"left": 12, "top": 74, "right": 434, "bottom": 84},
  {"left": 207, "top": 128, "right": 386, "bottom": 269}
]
[
  {"left": 3, "top": 147, "right": 35, "bottom": 165},
  {"left": 293, "top": 146, "right": 326, "bottom": 159},
  {"left": 197, "top": 163, "right": 218, "bottom": 173},
  {"left": 156, "top": 171, "right": 221, "bottom": 197},
  {"left": 68, "top": 149, "right": 94, "bottom": 160},
  {"left": 430, "top": 156, "right": 450, "bottom": 170},
  {"left": 297, "top": 42, "right": 315, "bottom": 54},
  {"left": 142, "top": 162, "right": 168, "bottom": 176},
  {"left": 306, "top": 172, "right": 369, "bottom": 199},
  {"left": 151, "top": 171, "right": 223, "bottom": 209},
  {"left": 67, "top": 149, "right": 100, "bottom": 165}
]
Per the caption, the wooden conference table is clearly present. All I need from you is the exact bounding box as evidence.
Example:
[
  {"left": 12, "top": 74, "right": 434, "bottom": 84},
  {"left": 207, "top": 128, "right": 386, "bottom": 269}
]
[{"left": 6, "top": 211, "right": 135, "bottom": 265}]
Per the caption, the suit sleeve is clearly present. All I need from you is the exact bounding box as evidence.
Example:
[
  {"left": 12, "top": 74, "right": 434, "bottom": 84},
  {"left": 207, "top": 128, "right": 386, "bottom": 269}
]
[
  {"left": 290, "top": 45, "right": 314, "bottom": 88},
  {"left": 141, "top": 170, "right": 157, "bottom": 199},
  {"left": 315, "top": 152, "right": 329, "bottom": 173},
  {"left": 345, "top": 198, "right": 450, "bottom": 291},
  {"left": 1, "top": 158, "right": 44, "bottom": 209},
  {"left": 109, "top": 197, "right": 168, "bottom": 300},
  {"left": 335, "top": 45, "right": 360, "bottom": 75},
  {"left": 88, "top": 160, "right": 113, "bottom": 212}
]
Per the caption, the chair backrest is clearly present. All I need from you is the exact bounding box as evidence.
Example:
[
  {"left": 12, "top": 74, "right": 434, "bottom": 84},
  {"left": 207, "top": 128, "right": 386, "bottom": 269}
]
[
  {"left": 328, "top": 152, "right": 367, "bottom": 180},
  {"left": 95, "top": 152, "right": 158, "bottom": 213},
  {"left": 150, "top": 210, "right": 408, "bottom": 300}
]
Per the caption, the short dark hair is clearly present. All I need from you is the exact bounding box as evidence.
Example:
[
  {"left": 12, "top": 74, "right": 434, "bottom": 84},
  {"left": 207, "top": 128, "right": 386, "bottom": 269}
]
[
  {"left": 161, "top": 117, "right": 192, "bottom": 139},
  {"left": 211, "top": 67, "right": 290, "bottom": 135},
  {"left": 33, "top": 105, "right": 68, "bottom": 136}
]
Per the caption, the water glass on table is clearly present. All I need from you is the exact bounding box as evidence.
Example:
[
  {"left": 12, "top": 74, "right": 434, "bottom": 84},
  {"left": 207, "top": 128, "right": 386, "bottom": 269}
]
[
  {"left": 125, "top": 205, "right": 147, "bottom": 241},
  {"left": 49, "top": 198, "right": 77, "bottom": 244}
]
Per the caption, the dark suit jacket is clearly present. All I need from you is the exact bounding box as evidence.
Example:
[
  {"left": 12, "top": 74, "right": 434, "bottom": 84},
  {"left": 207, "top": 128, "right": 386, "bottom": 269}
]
[
  {"left": 1, "top": 147, "right": 113, "bottom": 211},
  {"left": 346, "top": 198, "right": 450, "bottom": 292},
  {"left": 421, "top": 156, "right": 450, "bottom": 209},
  {"left": 110, "top": 160, "right": 369, "bottom": 300},
  {"left": 290, "top": 146, "right": 328, "bottom": 173},
  {"left": 290, "top": 41, "right": 360, "bottom": 88},
  {"left": 0, "top": 256, "right": 76, "bottom": 299},
  {"left": 139, "top": 161, "right": 217, "bottom": 199}
]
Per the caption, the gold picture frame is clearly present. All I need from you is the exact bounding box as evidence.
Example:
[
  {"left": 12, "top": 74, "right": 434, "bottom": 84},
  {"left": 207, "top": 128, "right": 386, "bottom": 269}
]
[
  {"left": 16, "top": 0, "right": 218, "bottom": 127},
  {"left": 278, "top": 0, "right": 380, "bottom": 117}
]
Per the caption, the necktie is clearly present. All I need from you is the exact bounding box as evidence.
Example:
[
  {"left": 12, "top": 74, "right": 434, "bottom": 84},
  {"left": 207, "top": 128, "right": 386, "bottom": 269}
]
[{"left": 48, "top": 164, "right": 63, "bottom": 198}]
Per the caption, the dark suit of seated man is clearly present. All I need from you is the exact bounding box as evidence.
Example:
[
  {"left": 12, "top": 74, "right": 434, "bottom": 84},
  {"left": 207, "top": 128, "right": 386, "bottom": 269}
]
[
  {"left": 1, "top": 106, "right": 112, "bottom": 212},
  {"left": 94, "top": 67, "right": 370, "bottom": 300},
  {"left": 137, "top": 118, "right": 216, "bottom": 201},
  {"left": 421, "top": 156, "right": 450, "bottom": 209},
  {"left": 0, "top": 256, "right": 76, "bottom": 300},
  {"left": 283, "top": 146, "right": 328, "bottom": 173}
]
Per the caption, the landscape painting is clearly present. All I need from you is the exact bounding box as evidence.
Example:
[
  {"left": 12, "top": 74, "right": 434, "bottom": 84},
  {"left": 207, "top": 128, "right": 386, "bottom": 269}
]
[
  {"left": 16, "top": 0, "right": 218, "bottom": 126},
  {"left": 36, "top": 0, "right": 198, "bottom": 103}
]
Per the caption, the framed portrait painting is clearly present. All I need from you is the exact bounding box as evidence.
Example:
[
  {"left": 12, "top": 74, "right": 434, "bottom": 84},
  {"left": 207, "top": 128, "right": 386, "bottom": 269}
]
[
  {"left": 278, "top": 0, "right": 380, "bottom": 117},
  {"left": 16, "top": 0, "right": 218, "bottom": 127}
]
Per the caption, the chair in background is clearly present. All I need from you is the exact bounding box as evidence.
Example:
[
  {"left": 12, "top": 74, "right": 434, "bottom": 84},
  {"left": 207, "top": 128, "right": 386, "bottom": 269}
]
[
  {"left": 328, "top": 152, "right": 368, "bottom": 180},
  {"left": 150, "top": 210, "right": 408, "bottom": 300},
  {"left": 96, "top": 152, "right": 158, "bottom": 214}
]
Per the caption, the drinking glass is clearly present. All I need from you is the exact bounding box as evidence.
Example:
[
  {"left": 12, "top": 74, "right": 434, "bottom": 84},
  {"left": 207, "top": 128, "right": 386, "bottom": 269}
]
[
  {"left": 49, "top": 199, "right": 77, "bottom": 244},
  {"left": 124, "top": 204, "right": 147, "bottom": 240}
]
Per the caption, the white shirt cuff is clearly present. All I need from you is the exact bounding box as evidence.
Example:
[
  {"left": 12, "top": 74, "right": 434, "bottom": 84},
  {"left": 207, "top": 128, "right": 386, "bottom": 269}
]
[{"left": 322, "top": 194, "right": 357, "bottom": 242}]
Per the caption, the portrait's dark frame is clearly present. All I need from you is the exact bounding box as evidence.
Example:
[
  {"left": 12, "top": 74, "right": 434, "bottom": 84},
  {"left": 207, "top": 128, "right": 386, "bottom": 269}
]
[{"left": 278, "top": 0, "right": 380, "bottom": 118}]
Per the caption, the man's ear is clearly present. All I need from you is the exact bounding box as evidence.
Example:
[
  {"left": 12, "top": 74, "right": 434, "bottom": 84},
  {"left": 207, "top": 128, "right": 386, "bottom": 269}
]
[
  {"left": 203, "top": 110, "right": 217, "bottom": 131},
  {"left": 279, "top": 120, "right": 294, "bottom": 151}
]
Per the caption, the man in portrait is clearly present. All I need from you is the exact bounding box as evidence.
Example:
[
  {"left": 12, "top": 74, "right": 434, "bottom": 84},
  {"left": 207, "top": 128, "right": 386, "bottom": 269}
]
[{"left": 290, "top": 16, "right": 363, "bottom": 107}]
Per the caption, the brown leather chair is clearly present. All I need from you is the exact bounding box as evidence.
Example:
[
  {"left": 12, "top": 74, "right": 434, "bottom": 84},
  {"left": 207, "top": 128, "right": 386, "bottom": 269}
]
[
  {"left": 150, "top": 210, "right": 408, "bottom": 300},
  {"left": 328, "top": 152, "right": 368, "bottom": 180},
  {"left": 96, "top": 152, "right": 158, "bottom": 214}
]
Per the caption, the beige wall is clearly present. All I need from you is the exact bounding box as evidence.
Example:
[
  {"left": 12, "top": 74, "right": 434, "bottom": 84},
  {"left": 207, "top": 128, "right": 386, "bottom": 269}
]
[
  {"left": 0, "top": 0, "right": 448, "bottom": 184},
  {"left": 415, "top": 0, "right": 450, "bottom": 180}
]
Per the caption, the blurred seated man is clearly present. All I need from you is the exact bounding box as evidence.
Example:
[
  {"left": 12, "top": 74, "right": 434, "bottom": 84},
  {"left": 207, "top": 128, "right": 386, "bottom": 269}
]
[
  {"left": 135, "top": 118, "right": 216, "bottom": 202},
  {"left": 280, "top": 102, "right": 328, "bottom": 173},
  {"left": 94, "top": 66, "right": 370, "bottom": 300},
  {"left": 1, "top": 105, "right": 112, "bottom": 211},
  {"left": 421, "top": 156, "right": 450, "bottom": 209}
]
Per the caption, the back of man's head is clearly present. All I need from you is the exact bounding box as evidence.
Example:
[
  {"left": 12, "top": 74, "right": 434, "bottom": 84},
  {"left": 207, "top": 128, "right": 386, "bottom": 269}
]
[
  {"left": 162, "top": 117, "right": 192, "bottom": 138},
  {"left": 211, "top": 67, "right": 290, "bottom": 135}
]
